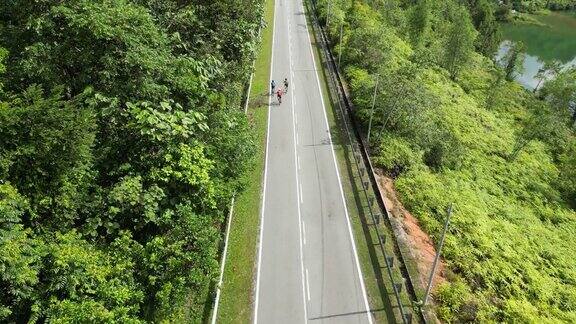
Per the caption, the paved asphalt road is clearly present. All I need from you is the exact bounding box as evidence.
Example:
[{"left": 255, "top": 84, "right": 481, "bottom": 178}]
[{"left": 254, "top": 0, "right": 373, "bottom": 323}]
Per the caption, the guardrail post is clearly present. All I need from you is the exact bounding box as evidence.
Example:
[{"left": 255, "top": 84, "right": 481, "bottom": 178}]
[
  {"left": 395, "top": 282, "right": 403, "bottom": 294},
  {"left": 386, "top": 256, "right": 394, "bottom": 268},
  {"left": 379, "top": 234, "right": 386, "bottom": 245},
  {"left": 405, "top": 313, "right": 413, "bottom": 324}
]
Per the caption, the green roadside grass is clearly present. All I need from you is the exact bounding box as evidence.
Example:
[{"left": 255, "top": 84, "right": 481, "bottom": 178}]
[
  {"left": 215, "top": 0, "right": 274, "bottom": 322},
  {"left": 303, "top": 3, "right": 417, "bottom": 323}
]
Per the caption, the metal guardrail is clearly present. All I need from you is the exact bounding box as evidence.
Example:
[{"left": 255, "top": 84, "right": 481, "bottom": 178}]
[{"left": 305, "top": 1, "right": 426, "bottom": 323}]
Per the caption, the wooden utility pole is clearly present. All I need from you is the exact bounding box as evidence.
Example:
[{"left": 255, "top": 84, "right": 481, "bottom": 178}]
[
  {"left": 423, "top": 203, "right": 453, "bottom": 307},
  {"left": 367, "top": 76, "right": 380, "bottom": 145}
]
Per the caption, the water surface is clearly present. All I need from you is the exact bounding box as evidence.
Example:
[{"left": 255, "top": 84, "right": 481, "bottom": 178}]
[{"left": 499, "top": 11, "right": 576, "bottom": 89}]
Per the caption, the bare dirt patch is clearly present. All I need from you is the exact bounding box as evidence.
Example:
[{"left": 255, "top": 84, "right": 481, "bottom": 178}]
[{"left": 374, "top": 170, "right": 447, "bottom": 294}]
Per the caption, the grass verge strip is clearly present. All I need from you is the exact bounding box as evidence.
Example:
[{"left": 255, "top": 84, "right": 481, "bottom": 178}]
[{"left": 215, "top": 0, "right": 275, "bottom": 322}]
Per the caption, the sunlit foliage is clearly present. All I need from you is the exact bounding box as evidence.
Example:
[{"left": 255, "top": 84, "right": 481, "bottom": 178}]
[{"left": 318, "top": 0, "right": 576, "bottom": 321}]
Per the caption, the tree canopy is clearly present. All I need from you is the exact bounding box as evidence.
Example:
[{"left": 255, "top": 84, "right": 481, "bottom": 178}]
[{"left": 0, "top": 0, "right": 262, "bottom": 321}]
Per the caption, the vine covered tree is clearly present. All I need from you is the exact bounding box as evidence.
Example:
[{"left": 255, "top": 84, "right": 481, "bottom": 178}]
[
  {"left": 472, "top": 0, "right": 502, "bottom": 57},
  {"left": 409, "top": 0, "right": 430, "bottom": 47},
  {"left": 540, "top": 67, "right": 576, "bottom": 124},
  {"left": 501, "top": 41, "right": 526, "bottom": 81},
  {"left": 443, "top": 5, "right": 477, "bottom": 80}
]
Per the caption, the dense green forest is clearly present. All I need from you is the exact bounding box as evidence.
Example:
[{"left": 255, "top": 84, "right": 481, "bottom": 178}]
[
  {"left": 494, "top": 0, "right": 576, "bottom": 20},
  {"left": 505, "top": 0, "right": 576, "bottom": 12},
  {"left": 0, "top": 0, "right": 262, "bottom": 322},
  {"left": 317, "top": 0, "right": 576, "bottom": 322}
]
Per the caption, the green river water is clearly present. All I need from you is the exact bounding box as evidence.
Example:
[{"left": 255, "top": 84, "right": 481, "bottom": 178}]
[{"left": 500, "top": 11, "right": 576, "bottom": 89}]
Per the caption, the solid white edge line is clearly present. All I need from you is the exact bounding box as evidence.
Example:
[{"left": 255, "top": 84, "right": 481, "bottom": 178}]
[
  {"left": 287, "top": 5, "right": 309, "bottom": 323},
  {"left": 303, "top": 221, "right": 307, "bottom": 245},
  {"left": 211, "top": 197, "right": 235, "bottom": 324},
  {"left": 253, "top": 0, "right": 276, "bottom": 322},
  {"left": 305, "top": 269, "right": 311, "bottom": 301},
  {"left": 296, "top": 131, "right": 299, "bottom": 145},
  {"left": 299, "top": 0, "right": 373, "bottom": 322}
]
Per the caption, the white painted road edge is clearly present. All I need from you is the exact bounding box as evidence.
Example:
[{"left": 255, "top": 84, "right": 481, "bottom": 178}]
[
  {"left": 211, "top": 197, "right": 235, "bottom": 324},
  {"left": 253, "top": 0, "right": 276, "bottom": 322},
  {"left": 299, "top": 0, "right": 374, "bottom": 322}
]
